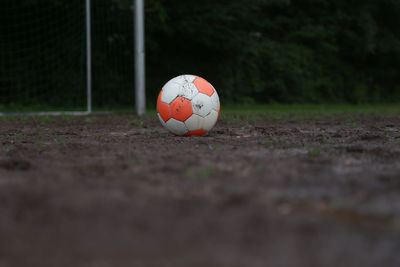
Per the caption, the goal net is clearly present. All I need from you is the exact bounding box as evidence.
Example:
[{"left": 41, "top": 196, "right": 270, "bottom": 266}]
[
  {"left": 0, "top": 0, "right": 136, "bottom": 114},
  {"left": 92, "top": 0, "right": 135, "bottom": 110},
  {"left": 0, "top": 0, "right": 86, "bottom": 113}
]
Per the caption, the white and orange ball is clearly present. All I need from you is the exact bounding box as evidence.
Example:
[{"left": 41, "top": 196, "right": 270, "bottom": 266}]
[{"left": 156, "top": 75, "right": 220, "bottom": 136}]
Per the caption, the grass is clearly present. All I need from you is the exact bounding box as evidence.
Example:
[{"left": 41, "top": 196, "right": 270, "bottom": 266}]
[
  {"left": 125, "top": 158, "right": 143, "bottom": 166},
  {"left": 256, "top": 163, "right": 264, "bottom": 170},
  {"left": 266, "top": 138, "right": 278, "bottom": 149},
  {"left": 221, "top": 104, "right": 400, "bottom": 115},
  {"left": 37, "top": 137, "right": 45, "bottom": 147},
  {"left": 84, "top": 117, "right": 95, "bottom": 123},
  {"left": 1, "top": 104, "right": 399, "bottom": 128},
  {"left": 345, "top": 116, "right": 360, "bottom": 127},
  {"left": 3, "top": 144, "right": 12, "bottom": 153},
  {"left": 215, "top": 104, "right": 400, "bottom": 126},
  {"left": 52, "top": 131, "right": 65, "bottom": 144},
  {"left": 186, "top": 166, "right": 214, "bottom": 177},
  {"left": 10, "top": 130, "right": 24, "bottom": 139},
  {"left": 321, "top": 136, "right": 328, "bottom": 144},
  {"left": 211, "top": 144, "right": 218, "bottom": 151},
  {"left": 305, "top": 143, "right": 321, "bottom": 156},
  {"left": 131, "top": 118, "right": 145, "bottom": 128},
  {"left": 82, "top": 126, "right": 90, "bottom": 136},
  {"left": 2, "top": 104, "right": 400, "bottom": 116}
]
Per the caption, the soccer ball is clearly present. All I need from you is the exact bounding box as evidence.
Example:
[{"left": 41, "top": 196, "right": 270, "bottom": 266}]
[{"left": 156, "top": 75, "right": 220, "bottom": 136}]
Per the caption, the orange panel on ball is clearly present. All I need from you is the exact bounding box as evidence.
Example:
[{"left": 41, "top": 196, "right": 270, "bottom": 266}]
[
  {"left": 186, "top": 129, "right": 206, "bottom": 136},
  {"left": 193, "top": 77, "right": 214, "bottom": 96},
  {"left": 170, "top": 96, "right": 193, "bottom": 121},
  {"left": 156, "top": 91, "right": 172, "bottom": 122}
]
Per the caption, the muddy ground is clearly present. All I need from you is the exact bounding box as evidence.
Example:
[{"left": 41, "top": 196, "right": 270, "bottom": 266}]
[{"left": 0, "top": 112, "right": 400, "bottom": 267}]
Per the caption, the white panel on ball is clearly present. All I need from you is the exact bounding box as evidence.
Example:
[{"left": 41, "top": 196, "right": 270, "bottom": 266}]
[
  {"left": 178, "top": 83, "right": 199, "bottom": 100},
  {"left": 191, "top": 93, "right": 213, "bottom": 117},
  {"left": 210, "top": 91, "right": 220, "bottom": 112},
  {"left": 165, "top": 118, "right": 188, "bottom": 135},
  {"left": 157, "top": 113, "right": 168, "bottom": 126},
  {"left": 161, "top": 81, "right": 179, "bottom": 104},
  {"left": 184, "top": 114, "right": 204, "bottom": 131},
  {"left": 202, "top": 110, "right": 218, "bottom": 131},
  {"left": 173, "top": 74, "right": 196, "bottom": 84}
]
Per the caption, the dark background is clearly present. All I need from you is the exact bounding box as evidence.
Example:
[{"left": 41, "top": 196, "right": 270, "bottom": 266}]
[
  {"left": 145, "top": 0, "right": 400, "bottom": 105},
  {"left": 1, "top": 0, "right": 400, "bottom": 108}
]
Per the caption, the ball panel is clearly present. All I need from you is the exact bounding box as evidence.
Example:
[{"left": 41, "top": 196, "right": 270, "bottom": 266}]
[
  {"left": 165, "top": 118, "right": 188, "bottom": 136},
  {"left": 191, "top": 93, "right": 213, "bottom": 118},
  {"left": 161, "top": 80, "right": 180, "bottom": 104},
  {"left": 210, "top": 90, "right": 220, "bottom": 112},
  {"left": 193, "top": 77, "right": 214, "bottom": 96},
  {"left": 156, "top": 90, "right": 162, "bottom": 108},
  {"left": 161, "top": 75, "right": 199, "bottom": 103},
  {"left": 186, "top": 129, "right": 206, "bottom": 136},
  {"left": 173, "top": 74, "right": 196, "bottom": 84},
  {"left": 170, "top": 96, "right": 193, "bottom": 121},
  {"left": 184, "top": 114, "right": 204, "bottom": 131},
  {"left": 202, "top": 109, "right": 218, "bottom": 131},
  {"left": 157, "top": 113, "right": 168, "bottom": 127},
  {"left": 156, "top": 91, "right": 172, "bottom": 122},
  {"left": 178, "top": 82, "right": 199, "bottom": 100}
]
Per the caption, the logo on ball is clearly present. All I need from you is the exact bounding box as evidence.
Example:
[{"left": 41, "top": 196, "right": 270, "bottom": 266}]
[{"left": 156, "top": 75, "right": 220, "bottom": 136}]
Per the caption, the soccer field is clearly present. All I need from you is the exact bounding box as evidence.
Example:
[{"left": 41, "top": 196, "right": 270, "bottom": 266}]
[{"left": 1, "top": 107, "right": 400, "bottom": 266}]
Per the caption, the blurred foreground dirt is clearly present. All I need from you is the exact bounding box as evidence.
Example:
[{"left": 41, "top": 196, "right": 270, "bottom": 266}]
[{"left": 0, "top": 113, "right": 400, "bottom": 267}]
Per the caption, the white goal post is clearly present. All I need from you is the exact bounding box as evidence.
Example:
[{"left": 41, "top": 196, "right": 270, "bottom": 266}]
[
  {"left": 86, "top": 0, "right": 146, "bottom": 116},
  {"left": 87, "top": 0, "right": 146, "bottom": 116},
  {"left": 134, "top": 0, "right": 146, "bottom": 116},
  {"left": 86, "top": 0, "right": 92, "bottom": 114}
]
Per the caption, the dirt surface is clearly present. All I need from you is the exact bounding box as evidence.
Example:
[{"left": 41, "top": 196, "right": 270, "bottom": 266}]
[{"left": 1, "top": 112, "right": 400, "bottom": 267}]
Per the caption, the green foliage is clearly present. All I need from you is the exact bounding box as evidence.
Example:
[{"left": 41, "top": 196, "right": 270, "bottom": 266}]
[{"left": 145, "top": 0, "right": 400, "bottom": 104}]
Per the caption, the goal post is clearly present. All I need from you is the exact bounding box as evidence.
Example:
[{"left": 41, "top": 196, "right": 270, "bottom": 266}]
[
  {"left": 86, "top": 0, "right": 92, "bottom": 114},
  {"left": 87, "top": 0, "right": 146, "bottom": 116},
  {"left": 0, "top": 0, "right": 145, "bottom": 116},
  {"left": 134, "top": 0, "right": 146, "bottom": 116}
]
